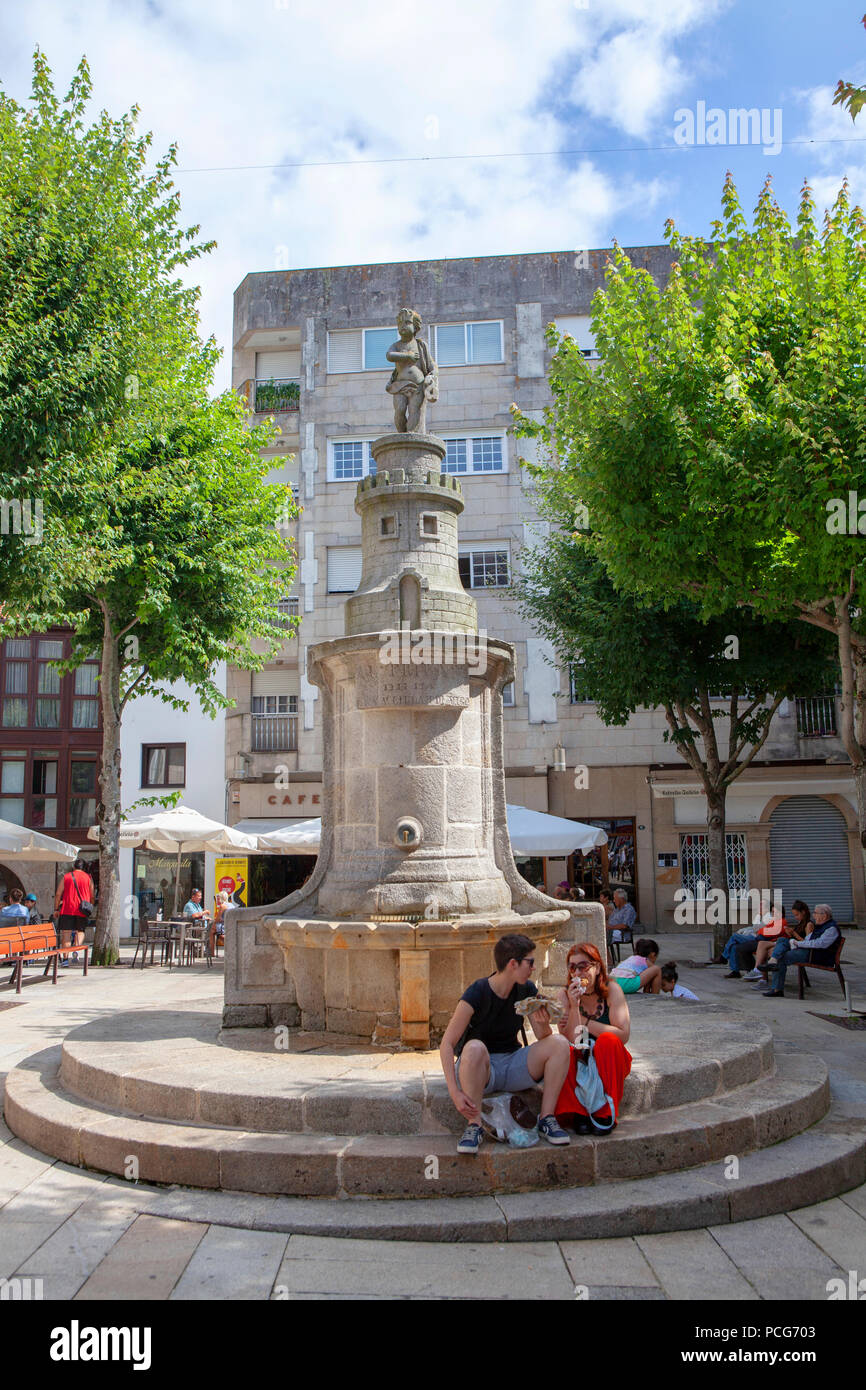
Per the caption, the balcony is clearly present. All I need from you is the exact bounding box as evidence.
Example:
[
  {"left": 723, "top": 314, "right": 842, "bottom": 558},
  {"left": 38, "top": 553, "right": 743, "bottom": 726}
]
[
  {"left": 796, "top": 695, "right": 837, "bottom": 738},
  {"left": 251, "top": 713, "right": 298, "bottom": 752},
  {"left": 254, "top": 377, "right": 300, "bottom": 413}
]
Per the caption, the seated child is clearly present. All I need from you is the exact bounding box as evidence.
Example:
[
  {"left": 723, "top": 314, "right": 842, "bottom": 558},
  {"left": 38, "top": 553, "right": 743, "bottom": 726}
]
[
  {"left": 660, "top": 962, "right": 699, "bottom": 1000},
  {"left": 609, "top": 938, "right": 661, "bottom": 994}
]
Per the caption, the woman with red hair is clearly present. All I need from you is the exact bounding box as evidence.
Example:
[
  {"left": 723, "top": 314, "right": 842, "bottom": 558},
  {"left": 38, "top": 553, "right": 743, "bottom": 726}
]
[{"left": 553, "top": 942, "right": 632, "bottom": 1134}]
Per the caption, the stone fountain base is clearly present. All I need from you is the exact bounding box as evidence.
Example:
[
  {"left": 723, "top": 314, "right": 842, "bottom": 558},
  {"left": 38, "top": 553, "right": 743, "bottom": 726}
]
[{"left": 254, "top": 909, "right": 567, "bottom": 1048}]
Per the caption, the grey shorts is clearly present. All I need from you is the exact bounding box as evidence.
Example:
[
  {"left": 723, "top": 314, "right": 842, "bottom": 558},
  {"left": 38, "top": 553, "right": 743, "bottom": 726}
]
[{"left": 456, "top": 1046, "right": 535, "bottom": 1095}]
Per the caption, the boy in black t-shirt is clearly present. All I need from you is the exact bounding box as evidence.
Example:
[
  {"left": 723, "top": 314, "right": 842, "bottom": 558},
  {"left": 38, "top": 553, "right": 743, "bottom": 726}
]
[{"left": 439, "top": 932, "right": 572, "bottom": 1153}]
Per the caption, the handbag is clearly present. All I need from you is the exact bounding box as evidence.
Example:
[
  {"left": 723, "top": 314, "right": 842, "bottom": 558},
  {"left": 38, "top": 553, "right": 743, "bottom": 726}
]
[
  {"left": 72, "top": 871, "right": 94, "bottom": 918},
  {"left": 573, "top": 1039, "right": 617, "bottom": 1132}
]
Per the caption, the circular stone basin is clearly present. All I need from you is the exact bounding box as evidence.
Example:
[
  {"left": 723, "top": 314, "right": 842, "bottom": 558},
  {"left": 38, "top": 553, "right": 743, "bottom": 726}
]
[{"left": 59, "top": 1001, "right": 774, "bottom": 1138}]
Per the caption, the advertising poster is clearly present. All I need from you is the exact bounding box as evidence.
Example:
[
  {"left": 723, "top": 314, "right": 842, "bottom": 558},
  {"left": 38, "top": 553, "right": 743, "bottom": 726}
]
[{"left": 215, "top": 857, "right": 248, "bottom": 908}]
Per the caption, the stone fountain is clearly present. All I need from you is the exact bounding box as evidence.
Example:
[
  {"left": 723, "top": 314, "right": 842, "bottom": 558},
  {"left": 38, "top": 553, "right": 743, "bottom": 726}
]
[{"left": 223, "top": 307, "right": 603, "bottom": 1047}]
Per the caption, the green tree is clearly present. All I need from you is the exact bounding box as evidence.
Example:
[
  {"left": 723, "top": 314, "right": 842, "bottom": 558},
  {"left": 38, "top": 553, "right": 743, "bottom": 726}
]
[
  {"left": 513, "top": 533, "right": 835, "bottom": 949},
  {"left": 0, "top": 56, "right": 295, "bottom": 964},
  {"left": 833, "top": 13, "right": 866, "bottom": 120},
  {"left": 515, "top": 176, "right": 866, "bottom": 892}
]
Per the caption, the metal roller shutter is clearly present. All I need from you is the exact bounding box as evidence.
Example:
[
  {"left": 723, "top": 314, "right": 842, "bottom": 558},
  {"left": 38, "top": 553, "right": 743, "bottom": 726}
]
[
  {"left": 769, "top": 795, "right": 854, "bottom": 921},
  {"left": 256, "top": 350, "right": 301, "bottom": 380}
]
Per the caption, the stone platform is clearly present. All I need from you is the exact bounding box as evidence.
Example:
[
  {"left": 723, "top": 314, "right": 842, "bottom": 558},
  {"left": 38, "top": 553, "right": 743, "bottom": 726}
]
[{"left": 7, "top": 995, "right": 865, "bottom": 1235}]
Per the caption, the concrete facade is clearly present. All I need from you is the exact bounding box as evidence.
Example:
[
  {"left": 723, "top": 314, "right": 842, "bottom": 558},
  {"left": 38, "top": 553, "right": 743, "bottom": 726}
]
[{"left": 229, "top": 250, "right": 864, "bottom": 930}]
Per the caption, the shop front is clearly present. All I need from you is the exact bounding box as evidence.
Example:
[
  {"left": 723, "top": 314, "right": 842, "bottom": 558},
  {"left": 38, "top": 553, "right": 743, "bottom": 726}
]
[{"left": 133, "top": 848, "right": 204, "bottom": 922}]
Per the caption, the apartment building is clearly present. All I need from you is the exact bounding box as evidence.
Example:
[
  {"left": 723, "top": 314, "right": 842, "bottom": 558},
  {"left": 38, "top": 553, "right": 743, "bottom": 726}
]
[
  {"left": 229, "top": 250, "right": 863, "bottom": 928},
  {"left": 0, "top": 628, "right": 101, "bottom": 908}
]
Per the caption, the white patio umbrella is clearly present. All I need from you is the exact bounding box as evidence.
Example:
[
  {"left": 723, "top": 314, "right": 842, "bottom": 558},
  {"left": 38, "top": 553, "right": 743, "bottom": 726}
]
[
  {"left": 0, "top": 818, "right": 78, "bottom": 863},
  {"left": 88, "top": 804, "right": 257, "bottom": 916},
  {"left": 245, "top": 807, "right": 607, "bottom": 858}
]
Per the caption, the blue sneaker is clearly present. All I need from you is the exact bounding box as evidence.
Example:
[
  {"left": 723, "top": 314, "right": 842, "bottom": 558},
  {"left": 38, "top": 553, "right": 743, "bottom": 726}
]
[
  {"left": 538, "top": 1115, "right": 570, "bottom": 1145},
  {"left": 457, "top": 1123, "right": 483, "bottom": 1154}
]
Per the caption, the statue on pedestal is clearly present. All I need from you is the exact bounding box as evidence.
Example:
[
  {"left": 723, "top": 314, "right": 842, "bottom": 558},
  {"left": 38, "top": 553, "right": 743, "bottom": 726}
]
[{"left": 385, "top": 307, "right": 439, "bottom": 433}]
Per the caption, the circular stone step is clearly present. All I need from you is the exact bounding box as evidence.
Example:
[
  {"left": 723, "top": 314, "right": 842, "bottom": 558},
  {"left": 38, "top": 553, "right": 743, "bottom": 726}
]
[
  {"left": 2, "top": 1045, "right": 831, "bottom": 1200},
  {"left": 56, "top": 1001, "right": 774, "bottom": 1137}
]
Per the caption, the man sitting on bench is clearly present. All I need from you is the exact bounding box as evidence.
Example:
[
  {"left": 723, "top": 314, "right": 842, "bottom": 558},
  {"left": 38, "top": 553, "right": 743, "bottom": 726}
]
[
  {"left": 439, "top": 932, "right": 572, "bottom": 1154},
  {"left": 763, "top": 903, "right": 840, "bottom": 999}
]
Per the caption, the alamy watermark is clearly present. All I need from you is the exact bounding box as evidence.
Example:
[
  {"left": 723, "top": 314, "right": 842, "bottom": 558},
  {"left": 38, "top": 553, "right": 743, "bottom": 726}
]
[
  {"left": 674, "top": 887, "right": 782, "bottom": 926},
  {"left": 826, "top": 492, "right": 866, "bottom": 535},
  {"left": 0, "top": 497, "right": 43, "bottom": 546},
  {"left": 673, "top": 101, "right": 782, "bottom": 156},
  {"left": 379, "top": 624, "right": 488, "bottom": 676}
]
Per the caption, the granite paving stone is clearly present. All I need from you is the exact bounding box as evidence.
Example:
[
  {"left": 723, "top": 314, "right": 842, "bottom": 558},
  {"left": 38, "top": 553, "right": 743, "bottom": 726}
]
[
  {"left": 560, "top": 1236, "right": 661, "bottom": 1288},
  {"left": 635, "top": 1229, "right": 758, "bottom": 1300},
  {"left": 707, "top": 1213, "right": 845, "bottom": 1300},
  {"left": 272, "top": 1233, "right": 575, "bottom": 1299},
  {"left": 74, "top": 1213, "right": 209, "bottom": 1301},
  {"left": 788, "top": 1196, "right": 866, "bottom": 1272},
  {"left": 169, "top": 1225, "right": 288, "bottom": 1300},
  {"left": 15, "top": 1193, "right": 142, "bottom": 1298}
]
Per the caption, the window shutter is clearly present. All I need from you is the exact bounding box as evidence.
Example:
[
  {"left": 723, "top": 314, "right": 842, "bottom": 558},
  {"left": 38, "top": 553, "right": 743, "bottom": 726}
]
[
  {"left": 553, "top": 315, "right": 596, "bottom": 354},
  {"left": 328, "top": 330, "right": 363, "bottom": 372},
  {"left": 435, "top": 324, "right": 465, "bottom": 366},
  {"left": 468, "top": 321, "right": 502, "bottom": 363},
  {"left": 256, "top": 350, "right": 301, "bottom": 380},
  {"left": 327, "top": 546, "right": 363, "bottom": 593},
  {"left": 252, "top": 670, "right": 299, "bottom": 698}
]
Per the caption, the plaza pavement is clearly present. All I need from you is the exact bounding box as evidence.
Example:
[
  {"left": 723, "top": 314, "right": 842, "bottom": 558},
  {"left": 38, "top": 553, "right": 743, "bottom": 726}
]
[{"left": 0, "top": 931, "right": 864, "bottom": 1301}]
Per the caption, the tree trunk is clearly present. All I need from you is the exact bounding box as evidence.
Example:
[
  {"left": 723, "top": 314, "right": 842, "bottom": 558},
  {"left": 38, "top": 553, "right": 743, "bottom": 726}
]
[
  {"left": 706, "top": 788, "right": 729, "bottom": 958},
  {"left": 91, "top": 619, "right": 122, "bottom": 967}
]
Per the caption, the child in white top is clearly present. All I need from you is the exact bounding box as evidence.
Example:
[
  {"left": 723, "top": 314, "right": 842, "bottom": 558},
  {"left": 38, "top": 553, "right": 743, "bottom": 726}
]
[{"left": 660, "top": 962, "right": 699, "bottom": 1000}]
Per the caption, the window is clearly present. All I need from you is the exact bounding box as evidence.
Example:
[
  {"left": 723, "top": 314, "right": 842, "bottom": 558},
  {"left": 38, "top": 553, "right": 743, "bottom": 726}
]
[
  {"left": 251, "top": 694, "right": 298, "bottom": 715},
  {"left": 679, "top": 833, "right": 748, "bottom": 895},
  {"left": 72, "top": 662, "right": 100, "bottom": 728},
  {"left": 32, "top": 757, "right": 58, "bottom": 829},
  {"left": 458, "top": 549, "right": 510, "bottom": 589},
  {"left": 380, "top": 515, "right": 397, "bottom": 537},
  {"left": 440, "top": 433, "right": 506, "bottom": 475},
  {"left": 420, "top": 514, "right": 438, "bottom": 537},
  {"left": 327, "top": 327, "right": 399, "bottom": 373},
  {"left": 503, "top": 682, "right": 515, "bottom": 707},
  {"left": 553, "top": 315, "right": 599, "bottom": 359},
  {"left": 328, "top": 439, "right": 377, "bottom": 482},
  {"left": 0, "top": 755, "right": 26, "bottom": 824},
  {"left": 69, "top": 759, "right": 97, "bottom": 829},
  {"left": 327, "top": 546, "right": 363, "bottom": 593},
  {"left": 434, "top": 321, "right": 503, "bottom": 366},
  {"left": 569, "top": 662, "right": 594, "bottom": 704},
  {"left": 142, "top": 744, "right": 186, "bottom": 789}
]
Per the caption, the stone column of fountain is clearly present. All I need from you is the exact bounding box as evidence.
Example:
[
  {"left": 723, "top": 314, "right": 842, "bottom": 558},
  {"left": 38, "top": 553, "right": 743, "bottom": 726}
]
[{"left": 223, "top": 307, "right": 604, "bottom": 1047}]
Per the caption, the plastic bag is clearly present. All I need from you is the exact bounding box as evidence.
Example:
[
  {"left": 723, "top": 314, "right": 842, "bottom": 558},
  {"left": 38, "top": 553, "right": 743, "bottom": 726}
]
[{"left": 480, "top": 1092, "right": 540, "bottom": 1146}]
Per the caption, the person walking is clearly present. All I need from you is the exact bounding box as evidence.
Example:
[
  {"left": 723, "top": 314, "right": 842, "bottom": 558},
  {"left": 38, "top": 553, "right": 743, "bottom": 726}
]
[{"left": 53, "top": 859, "right": 95, "bottom": 965}]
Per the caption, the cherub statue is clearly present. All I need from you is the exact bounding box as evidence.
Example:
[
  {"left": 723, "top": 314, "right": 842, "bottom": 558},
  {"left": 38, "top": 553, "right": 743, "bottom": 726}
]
[{"left": 385, "top": 307, "right": 439, "bottom": 433}]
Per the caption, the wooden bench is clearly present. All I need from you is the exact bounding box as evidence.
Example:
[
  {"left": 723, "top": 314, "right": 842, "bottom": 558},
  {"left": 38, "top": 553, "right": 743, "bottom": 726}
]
[
  {"left": 0, "top": 922, "right": 89, "bottom": 994},
  {"left": 797, "top": 935, "right": 847, "bottom": 1001}
]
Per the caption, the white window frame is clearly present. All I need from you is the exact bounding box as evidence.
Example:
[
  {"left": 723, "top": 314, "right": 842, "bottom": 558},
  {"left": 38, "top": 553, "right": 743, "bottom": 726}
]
[
  {"left": 251, "top": 694, "right": 298, "bottom": 716},
  {"left": 327, "top": 438, "right": 377, "bottom": 482},
  {"left": 458, "top": 547, "right": 510, "bottom": 590},
  {"left": 433, "top": 320, "right": 504, "bottom": 367},
  {"left": 439, "top": 430, "right": 508, "bottom": 476},
  {"left": 326, "top": 328, "right": 400, "bottom": 374},
  {"left": 503, "top": 681, "right": 515, "bottom": 706}
]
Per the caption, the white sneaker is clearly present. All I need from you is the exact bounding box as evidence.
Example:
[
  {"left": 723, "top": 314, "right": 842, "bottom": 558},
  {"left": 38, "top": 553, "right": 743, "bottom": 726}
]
[{"left": 743, "top": 969, "right": 762, "bottom": 980}]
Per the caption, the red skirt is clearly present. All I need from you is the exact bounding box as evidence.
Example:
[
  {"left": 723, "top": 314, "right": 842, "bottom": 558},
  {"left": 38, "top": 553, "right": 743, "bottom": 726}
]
[{"left": 555, "top": 1033, "right": 632, "bottom": 1122}]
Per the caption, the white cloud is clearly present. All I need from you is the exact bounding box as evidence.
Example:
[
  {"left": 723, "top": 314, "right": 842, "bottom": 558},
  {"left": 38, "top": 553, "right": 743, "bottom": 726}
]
[
  {"left": 0, "top": 0, "right": 714, "bottom": 386},
  {"left": 791, "top": 82, "right": 866, "bottom": 216}
]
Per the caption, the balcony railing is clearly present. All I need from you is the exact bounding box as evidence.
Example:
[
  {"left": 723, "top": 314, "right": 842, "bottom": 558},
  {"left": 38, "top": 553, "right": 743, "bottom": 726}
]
[
  {"left": 251, "top": 714, "right": 298, "bottom": 752},
  {"left": 254, "top": 378, "right": 300, "bottom": 413},
  {"left": 796, "top": 695, "right": 837, "bottom": 737}
]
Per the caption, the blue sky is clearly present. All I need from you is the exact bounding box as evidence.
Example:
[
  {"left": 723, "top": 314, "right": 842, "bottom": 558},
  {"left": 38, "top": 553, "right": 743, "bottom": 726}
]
[{"left": 1, "top": 0, "right": 865, "bottom": 387}]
